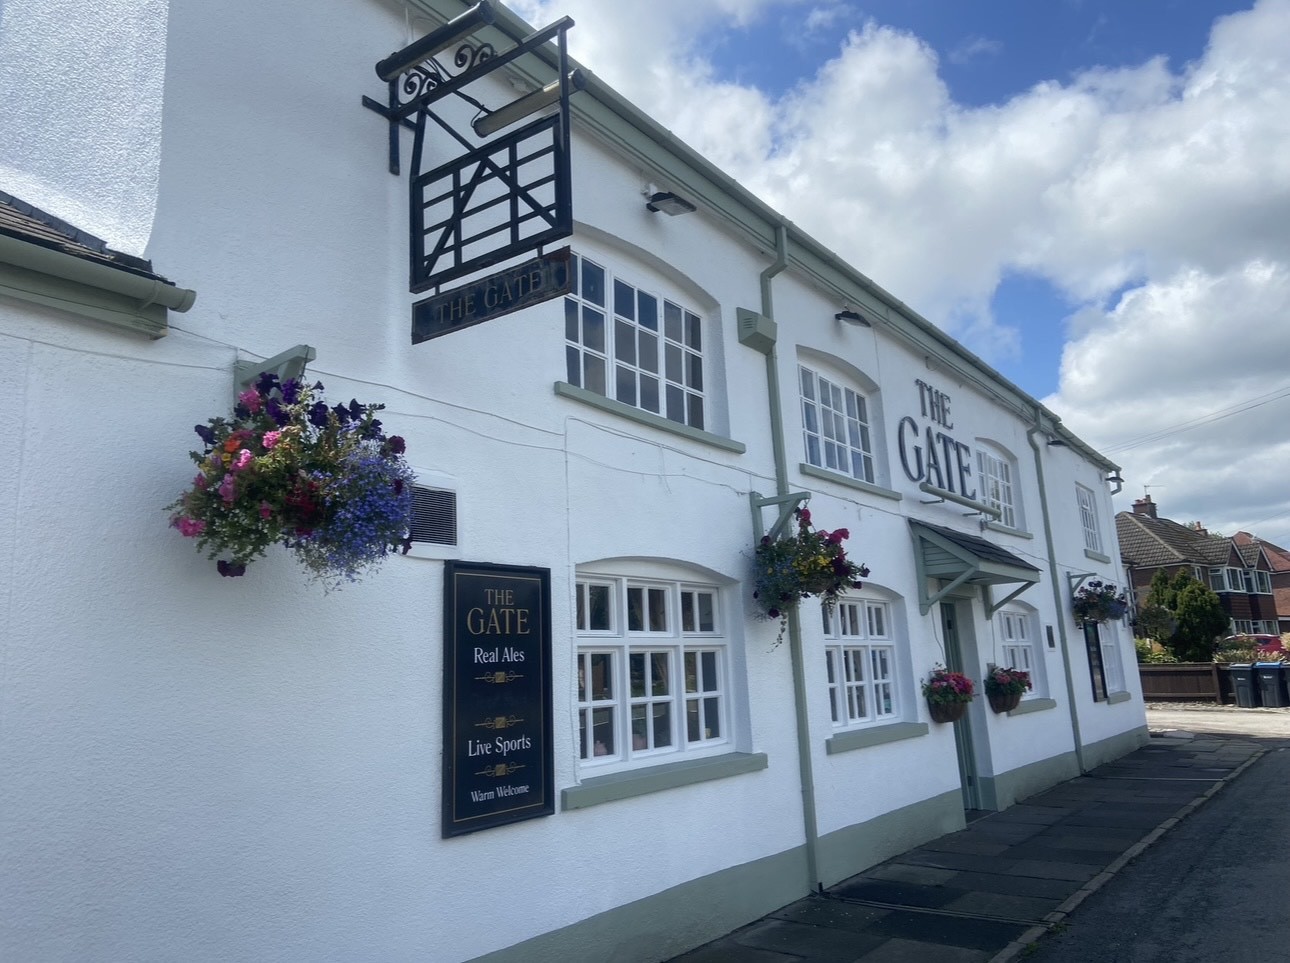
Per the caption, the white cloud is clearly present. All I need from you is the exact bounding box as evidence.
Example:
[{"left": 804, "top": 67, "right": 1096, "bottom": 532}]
[
  {"left": 514, "top": 0, "right": 1290, "bottom": 542},
  {"left": 947, "top": 35, "right": 1003, "bottom": 66}
]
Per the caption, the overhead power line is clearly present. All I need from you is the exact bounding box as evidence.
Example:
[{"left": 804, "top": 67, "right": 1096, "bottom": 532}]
[{"left": 1098, "top": 383, "right": 1290, "bottom": 455}]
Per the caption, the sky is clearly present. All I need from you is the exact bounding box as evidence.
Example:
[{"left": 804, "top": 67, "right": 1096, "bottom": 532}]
[{"left": 512, "top": 0, "right": 1290, "bottom": 548}]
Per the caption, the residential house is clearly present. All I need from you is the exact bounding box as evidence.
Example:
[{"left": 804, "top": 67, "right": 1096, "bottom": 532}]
[{"left": 1117, "top": 496, "right": 1280, "bottom": 635}]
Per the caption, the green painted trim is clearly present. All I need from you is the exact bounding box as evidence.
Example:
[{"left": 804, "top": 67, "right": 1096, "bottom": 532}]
[
  {"left": 0, "top": 262, "right": 169, "bottom": 339},
  {"left": 553, "top": 382, "right": 747, "bottom": 453},
  {"left": 1008, "top": 697, "right": 1058, "bottom": 716},
  {"left": 1107, "top": 690, "right": 1132, "bottom": 705},
  {"left": 1081, "top": 724, "right": 1150, "bottom": 770},
  {"left": 1084, "top": 548, "right": 1112, "bottom": 564},
  {"left": 799, "top": 463, "right": 903, "bottom": 501},
  {"left": 466, "top": 843, "right": 807, "bottom": 963},
  {"left": 826, "top": 721, "right": 928, "bottom": 754},
  {"left": 984, "top": 521, "right": 1034, "bottom": 540},
  {"left": 561, "top": 752, "right": 768, "bottom": 811},
  {"left": 815, "top": 789, "right": 963, "bottom": 887},
  {"left": 978, "top": 749, "right": 1081, "bottom": 811}
]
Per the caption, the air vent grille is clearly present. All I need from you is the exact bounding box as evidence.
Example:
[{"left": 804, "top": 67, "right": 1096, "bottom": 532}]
[{"left": 410, "top": 486, "right": 457, "bottom": 546}]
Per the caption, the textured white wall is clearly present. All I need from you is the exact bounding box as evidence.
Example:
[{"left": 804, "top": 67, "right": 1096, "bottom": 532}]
[{"left": 0, "top": 0, "right": 168, "bottom": 254}]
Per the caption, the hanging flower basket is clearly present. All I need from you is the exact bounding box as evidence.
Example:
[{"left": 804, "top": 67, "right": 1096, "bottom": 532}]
[
  {"left": 929, "top": 700, "right": 968, "bottom": 724},
  {"left": 752, "top": 507, "right": 869, "bottom": 645},
  {"left": 984, "top": 665, "right": 1031, "bottom": 714},
  {"left": 987, "top": 690, "right": 1023, "bottom": 714},
  {"left": 1072, "top": 580, "right": 1129, "bottom": 624},
  {"left": 167, "top": 373, "right": 414, "bottom": 587},
  {"left": 922, "top": 665, "right": 975, "bottom": 723}
]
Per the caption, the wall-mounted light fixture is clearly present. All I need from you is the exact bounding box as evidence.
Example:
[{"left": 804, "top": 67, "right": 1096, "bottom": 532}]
[
  {"left": 472, "top": 68, "right": 585, "bottom": 137},
  {"left": 375, "top": 1, "right": 496, "bottom": 81},
  {"left": 646, "top": 191, "right": 696, "bottom": 216},
  {"left": 835, "top": 308, "right": 871, "bottom": 327}
]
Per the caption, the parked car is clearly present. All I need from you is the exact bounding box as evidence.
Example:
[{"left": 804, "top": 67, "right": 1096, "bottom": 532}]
[{"left": 1222, "top": 634, "right": 1284, "bottom": 652}]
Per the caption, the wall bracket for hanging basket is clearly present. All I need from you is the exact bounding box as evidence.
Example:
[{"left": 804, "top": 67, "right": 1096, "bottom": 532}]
[
  {"left": 234, "top": 344, "right": 317, "bottom": 400},
  {"left": 749, "top": 491, "right": 811, "bottom": 544}
]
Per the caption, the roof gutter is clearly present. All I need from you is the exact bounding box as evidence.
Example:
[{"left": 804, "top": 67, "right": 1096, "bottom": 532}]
[{"left": 0, "top": 233, "right": 197, "bottom": 313}]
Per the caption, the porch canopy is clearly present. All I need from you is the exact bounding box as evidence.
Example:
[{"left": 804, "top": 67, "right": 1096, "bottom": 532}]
[{"left": 910, "top": 520, "right": 1041, "bottom": 616}]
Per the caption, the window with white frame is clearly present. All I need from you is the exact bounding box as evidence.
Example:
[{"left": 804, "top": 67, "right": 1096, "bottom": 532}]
[
  {"left": 564, "top": 254, "right": 705, "bottom": 430},
  {"left": 1257, "top": 571, "right": 1273, "bottom": 594},
  {"left": 575, "top": 575, "right": 728, "bottom": 771},
  {"left": 998, "top": 608, "right": 1042, "bottom": 698},
  {"left": 822, "top": 599, "right": 898, "bottom": 726},
  {"left": 1076, "top": 484, "right": 1102, "bottom": 554},
  {"left": 799, "top": 365, "right": 875, "bottom": 483},
  {"left": 977, "top": 444, "right": 1019, "bottom": 529}
]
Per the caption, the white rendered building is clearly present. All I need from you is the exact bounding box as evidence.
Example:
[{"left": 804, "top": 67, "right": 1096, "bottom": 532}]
[{"left": 0, "top": 2, "right": 1146, "bottom": 960}]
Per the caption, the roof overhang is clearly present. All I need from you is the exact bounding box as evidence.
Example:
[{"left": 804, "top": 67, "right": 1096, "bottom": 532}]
[{"left": 910, "top": 520, "right": 1041, "bottom": 616}]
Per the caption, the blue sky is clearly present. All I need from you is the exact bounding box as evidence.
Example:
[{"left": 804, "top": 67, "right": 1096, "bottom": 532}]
[
  {"left": 509, "top": 0, "right": 1290, "bottom": 543},
  {"left": 694, "top": 0, "right": 1253, "bottom": 399}
]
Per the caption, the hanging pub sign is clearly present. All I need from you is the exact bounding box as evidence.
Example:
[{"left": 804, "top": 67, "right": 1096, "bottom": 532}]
[
  {"left": 412, "top": 247, "right": 571, "bottom": 344},
  {"left": 442, "top": 561, "right": 553, "bottom": 838}
]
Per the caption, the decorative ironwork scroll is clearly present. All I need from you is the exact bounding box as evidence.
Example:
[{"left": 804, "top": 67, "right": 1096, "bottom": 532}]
[{"left": 364, "top": 10, "right": 578, "bottom": 301}]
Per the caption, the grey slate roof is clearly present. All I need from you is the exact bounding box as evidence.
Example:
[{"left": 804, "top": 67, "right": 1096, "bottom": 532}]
[
  {"left": 1117, "top": 511, "right": 1236, "bottom": 568},
  {"left": 0, "top": 190, "right": 163, "bottom": 281}
]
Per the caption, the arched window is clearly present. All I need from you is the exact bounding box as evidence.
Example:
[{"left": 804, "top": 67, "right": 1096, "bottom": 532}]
[
  {"left": 799, "top": 362, "right": 878, "bottom": 485},
  {"left": 575, "top": 567, "right": 733, "bottom": 773},
  {"left": 821, "top": 596, "right": 901, "bottom": 726},
  {"left": 976, "top": 440, "right": 1023, "bottom": 531}
]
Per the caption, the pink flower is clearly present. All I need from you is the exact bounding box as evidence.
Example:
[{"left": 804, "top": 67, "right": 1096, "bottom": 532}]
[
  {"left": 174, "top": 517, "right": 206, "bottom": 537},
  {"left": 262, "top": 430, "right": 281, "bottom": 450},
  {"left": 218, "top": 473, "right": 237, "bottom": 504},
  {"left": 237, "top": 389, "right": 262, "bottom": 413},
  {"left": 259, "top": 501, "right": 273, "bottom": 519},
  {"left": 233, "top": 449, "right": 253, "bottom": 471},
  {"left": 193, "top": 474, "right": 209, "bottom": 490},
  {"left": 827, "top": 528, "right": 850, "bottom": 543}
]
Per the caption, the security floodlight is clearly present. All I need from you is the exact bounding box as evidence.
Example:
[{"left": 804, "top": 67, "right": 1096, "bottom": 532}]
[
  {"left": 472, "top": 69, "right": 585, "bottom": 138},
  {"left": 835, "top": 309, "right": 871, "bottom": 327},
  {"left": 645, "top": 191, "right": 697, "bottom": 216}
]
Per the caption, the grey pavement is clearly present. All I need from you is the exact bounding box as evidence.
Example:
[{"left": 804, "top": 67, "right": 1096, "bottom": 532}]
[{"left": 667, "top": 708, "right": 1283, "bottom": 963}]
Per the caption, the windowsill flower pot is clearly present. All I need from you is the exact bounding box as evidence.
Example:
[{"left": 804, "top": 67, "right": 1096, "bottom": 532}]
[
  {"left": 985, "top": 665, "right": 1032, "bottom": 713},
  {"left": 923, "top": 665, "right": 975, "bottom": 723},
  {"left": 752, "top": 506, "right": 869, "bottom": 645},
  {"left": 167, "top": 374, "right": 414, "bottom": 588},
  {"left": 1072, "top": 580, "right": 1129, "bottom": 625}
]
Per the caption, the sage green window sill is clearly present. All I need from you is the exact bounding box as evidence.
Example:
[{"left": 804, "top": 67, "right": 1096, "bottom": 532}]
[
  {"left": 1008, "top": 697, "right": 1057, "bottom": 716},
  {"left": 1084, "top": 548, "right": 1111, "bottom": 564},
  {"left": 562, "top": 752, "right": 768, "bottom": 811},
  {"left": 1107, "top": 690, "right": 1132, "bottom": 705},
  {"left": 799, "top": 463, "right": 902, "bottom": 501},
  {"left": 554, "top": 382, "right": 746, "bottom": 453},
  {"left": 826, "top": 721, "right": 928, "bottom": 755}
]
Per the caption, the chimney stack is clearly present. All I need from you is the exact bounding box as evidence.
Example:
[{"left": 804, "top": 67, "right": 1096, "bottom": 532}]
[{"left": 1132, "top": 495, "right": 1157, "bottom": 519}]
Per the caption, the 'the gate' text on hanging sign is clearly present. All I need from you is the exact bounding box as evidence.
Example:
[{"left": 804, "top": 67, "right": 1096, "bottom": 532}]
[{"left": 412, "top": 247, "right": 572, "bottom": 344}]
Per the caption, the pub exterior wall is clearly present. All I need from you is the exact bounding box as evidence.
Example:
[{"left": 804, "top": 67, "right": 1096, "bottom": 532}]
[{"left": 0, "top": 0, "right": 1146, "bottom": 960}]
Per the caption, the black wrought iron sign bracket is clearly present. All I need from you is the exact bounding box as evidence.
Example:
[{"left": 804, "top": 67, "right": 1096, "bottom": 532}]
[{"left": 363, "top": 2, "right": 581, "bottom": 296}]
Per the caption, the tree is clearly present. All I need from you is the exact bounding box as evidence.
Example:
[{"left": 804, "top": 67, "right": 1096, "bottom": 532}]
[
  {"left": 1170, "top": 581, "right": 1230, "bottom": 662},
  {"left": 1142, "top": 570, "right": 1228, "bottom": 662}
]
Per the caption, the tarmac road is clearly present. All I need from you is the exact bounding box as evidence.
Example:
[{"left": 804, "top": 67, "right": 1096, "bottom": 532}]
[{"left": 1026, "top": 707, "right": 1290, "bottom": 962}]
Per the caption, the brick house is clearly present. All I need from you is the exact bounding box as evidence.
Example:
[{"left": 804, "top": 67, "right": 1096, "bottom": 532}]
[{"left": 1116, "top": 495, "right": 1281, "bottom": 635}]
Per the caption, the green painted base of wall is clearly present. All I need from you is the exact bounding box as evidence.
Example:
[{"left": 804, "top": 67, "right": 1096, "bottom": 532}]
[
  {"left": 978, "top": 723, "right": 1151, "bottom": 810},
  {"left": 816, "top": 789, "right": 964, "bottom": 887},
  {"left": 1081, "top": 724, "right": 1150, "bottom": 770},
  {"left": 978, "top": 751, "right": 1081, "bottom": 811},
  {"left": 467, "top": 845, "right": 808, "bottom": 963}
]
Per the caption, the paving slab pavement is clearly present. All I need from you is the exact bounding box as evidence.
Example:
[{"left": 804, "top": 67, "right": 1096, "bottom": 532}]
[{"left": 667, "top": 722, "right": 1270, "bottom": 963}]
